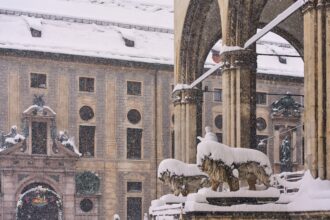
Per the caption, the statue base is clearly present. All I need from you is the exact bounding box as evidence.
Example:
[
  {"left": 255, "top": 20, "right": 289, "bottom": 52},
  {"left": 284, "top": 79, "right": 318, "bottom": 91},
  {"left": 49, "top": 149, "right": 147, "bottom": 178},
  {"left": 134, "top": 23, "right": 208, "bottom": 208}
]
[{"left": 206, "top": 196, "right": 279, "bottom": 206}]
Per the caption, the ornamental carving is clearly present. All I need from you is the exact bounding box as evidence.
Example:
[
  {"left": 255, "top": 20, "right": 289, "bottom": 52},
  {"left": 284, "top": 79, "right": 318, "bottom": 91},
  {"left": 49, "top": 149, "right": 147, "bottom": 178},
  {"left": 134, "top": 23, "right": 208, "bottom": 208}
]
[
  {"left": 16, "top": 186, "right": 63, "bottom": 220},
  {"left": 75, "top": 171, "right": 100, "bottom": 195},
  {"left": 271, "top": 94, "right": 303, "bottom": 118}
]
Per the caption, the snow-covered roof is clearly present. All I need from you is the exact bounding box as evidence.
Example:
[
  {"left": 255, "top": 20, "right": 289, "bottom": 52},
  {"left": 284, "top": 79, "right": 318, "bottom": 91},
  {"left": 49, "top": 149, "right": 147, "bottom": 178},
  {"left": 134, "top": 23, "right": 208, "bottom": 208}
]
[
  {"left": 0, "top": 14, "right": 174, "bottom": 65},
  {"left": 205, "top": 31, "right": 304, "bottom": 77},
  {"left": 0, "top": 0, "right": 173, "bottom": 30},
  {"left": 0, "top": 0, "right": 303, "bottom": 77}
]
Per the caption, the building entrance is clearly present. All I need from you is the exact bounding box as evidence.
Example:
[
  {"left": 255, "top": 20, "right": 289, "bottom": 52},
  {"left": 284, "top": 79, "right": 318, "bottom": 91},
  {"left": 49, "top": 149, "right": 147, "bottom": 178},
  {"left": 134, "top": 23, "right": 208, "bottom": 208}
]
[{"left": 16, "top": 184, "right": 63, "bottom": 220}]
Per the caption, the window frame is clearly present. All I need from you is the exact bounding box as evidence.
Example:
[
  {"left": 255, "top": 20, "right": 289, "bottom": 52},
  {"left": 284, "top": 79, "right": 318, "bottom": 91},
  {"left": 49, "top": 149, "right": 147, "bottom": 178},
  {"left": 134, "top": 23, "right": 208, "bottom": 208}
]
[
  {"left": 256, "top": 92, "right": 267, "bottom": 105},
  {"left": 127, "top": 81, "right": 142, "bottom": 96},
  {"left": 31, "top": 121, "right": 48, "bottom": 155},
  {"left": 79, "top": 125, "right": 96, "bottom": 157},
  {"left": 79, "top": 77, "right": 95, "bottom": 93},
  {"left": 127, "top": 181, "right": 142, "bottom": 193},
  {"left": 126, "top": 128, "right": 143, "bottom": 160},
  {"left": 126, "top": 197, "right": 142, "bottom": 220},
  {"left": 213, "top": 88, "right": 222, "bottom": 102},
  {"left": 30, "top": 72, "right": 47, "bottom": 89}
]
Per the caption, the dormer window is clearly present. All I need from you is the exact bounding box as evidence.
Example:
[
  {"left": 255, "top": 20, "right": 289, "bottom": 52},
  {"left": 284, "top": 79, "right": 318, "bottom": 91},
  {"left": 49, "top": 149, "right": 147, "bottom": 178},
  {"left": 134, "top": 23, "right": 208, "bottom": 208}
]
[
  {"left": 279, "top": 56, "right": 287, "bottom": 64},
  {"left": 123, "top": 37, "right": 135, "bottom": 47},
  {"left": 30, "top": 28, "right": 42, "bottom": 37},
  {"left": 120, "top": 29, "right": 135, "bottom": 47},
  {"left": 22, "top": 16, "right": 43, "bottom": 38}
]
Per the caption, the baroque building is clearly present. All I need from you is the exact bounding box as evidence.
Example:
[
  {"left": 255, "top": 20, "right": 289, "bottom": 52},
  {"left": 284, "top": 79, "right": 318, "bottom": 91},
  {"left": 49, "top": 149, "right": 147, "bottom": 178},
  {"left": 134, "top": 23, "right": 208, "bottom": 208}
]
[{"left": 0, "top": 0, "right": 305, "bottom": 219}]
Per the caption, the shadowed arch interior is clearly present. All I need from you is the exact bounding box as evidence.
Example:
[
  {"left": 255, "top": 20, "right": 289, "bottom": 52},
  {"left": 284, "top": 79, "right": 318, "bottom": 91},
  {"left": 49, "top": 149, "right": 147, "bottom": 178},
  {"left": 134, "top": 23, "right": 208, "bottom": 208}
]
[
  {"left": 179, "top": 0, "right": 222, "bottom": 84},
  {"left": 259, "top": 0, "right": 304, "bottom": 57}
]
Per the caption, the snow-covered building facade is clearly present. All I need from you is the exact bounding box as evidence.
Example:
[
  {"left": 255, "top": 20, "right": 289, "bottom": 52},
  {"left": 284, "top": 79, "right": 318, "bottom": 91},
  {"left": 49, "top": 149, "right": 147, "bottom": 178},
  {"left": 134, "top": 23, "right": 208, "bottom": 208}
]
[{"left": 0, "top": 0, "right": 304, "bottom": 219}]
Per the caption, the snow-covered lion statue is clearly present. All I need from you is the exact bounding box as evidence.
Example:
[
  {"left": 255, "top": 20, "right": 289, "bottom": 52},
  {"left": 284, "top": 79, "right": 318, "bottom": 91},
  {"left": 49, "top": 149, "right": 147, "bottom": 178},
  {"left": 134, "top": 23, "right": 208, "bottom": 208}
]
[
  {"left": 158, "top": 159, "right": 210, "bottom": 196},
  {"left": 197, "top": 127, "right": 272, "bottom": 191}
]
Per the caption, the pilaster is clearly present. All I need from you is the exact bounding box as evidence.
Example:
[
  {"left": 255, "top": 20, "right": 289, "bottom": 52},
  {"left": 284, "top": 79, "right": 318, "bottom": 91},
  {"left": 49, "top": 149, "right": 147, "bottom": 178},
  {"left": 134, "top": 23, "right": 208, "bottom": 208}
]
[
  {"left": 218, "top": 0, "right": 266, "bottom": 149},
  {"left": 173, "top": 88, "right": 202, "bottom": 163},
  {"left": 303, "top": 0, "right": 330, "bottom": 179},
  {"left": 221, "top": 49, "right": 257, "bottom": 148}
]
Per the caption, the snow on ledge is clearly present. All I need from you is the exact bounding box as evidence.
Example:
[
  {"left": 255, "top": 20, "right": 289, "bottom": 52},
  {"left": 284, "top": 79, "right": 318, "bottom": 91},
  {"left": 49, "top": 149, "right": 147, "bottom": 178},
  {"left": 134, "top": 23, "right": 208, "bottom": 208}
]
[
  {"left": 158, "top": 158, "right": 207, "bottom": 178},
  {"left": 23, "top": 105, "right": 56, "bottom": 115}
]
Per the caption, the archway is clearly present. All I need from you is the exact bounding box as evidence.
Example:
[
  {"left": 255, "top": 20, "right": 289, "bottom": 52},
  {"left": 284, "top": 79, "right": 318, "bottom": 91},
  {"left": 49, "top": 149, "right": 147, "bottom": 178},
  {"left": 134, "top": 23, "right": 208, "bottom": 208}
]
[{"left": 16, "top": 184, "right": 63, "bottom": 220}]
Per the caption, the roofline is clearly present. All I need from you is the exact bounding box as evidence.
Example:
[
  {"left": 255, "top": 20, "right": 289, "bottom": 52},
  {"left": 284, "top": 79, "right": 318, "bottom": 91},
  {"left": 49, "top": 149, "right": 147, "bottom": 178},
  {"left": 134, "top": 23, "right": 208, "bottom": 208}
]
[
  {"left": 0, "top": 48, "right": 174, "bottom": 71},
  {"left": 0, "top": 48, "right": 304, "bottom": 82},
  {"left": 0, "top": 9, "right": 174, "bottom": 34},
  {"left": 256, "top": 72, "right": 304, "bottom": 83},
  {"left": 0, "top": 8, "right": 174, "bottom": 34}
]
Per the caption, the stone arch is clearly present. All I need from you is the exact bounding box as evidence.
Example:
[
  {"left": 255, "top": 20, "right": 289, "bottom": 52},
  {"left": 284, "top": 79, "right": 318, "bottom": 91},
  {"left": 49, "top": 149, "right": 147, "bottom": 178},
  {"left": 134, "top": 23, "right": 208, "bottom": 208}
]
[
  {"left": 16, "top": 185, "right": 63, "bottom": 220},
  {"left": 174, "top": 0, "right": 222, "bottom": 163},
  {"left": 178, "top": 0, "right": 222, "bottom": 84},
  {"left": 15, "top": 175, "right": 61, "bottom": 201}
]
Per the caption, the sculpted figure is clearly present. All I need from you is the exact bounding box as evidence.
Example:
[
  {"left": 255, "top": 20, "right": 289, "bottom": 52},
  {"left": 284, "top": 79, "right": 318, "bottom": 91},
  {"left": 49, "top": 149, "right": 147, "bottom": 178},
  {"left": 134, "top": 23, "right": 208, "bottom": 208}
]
[
  {"left": 158, "top": 159, "right": 210, "bottom": 196},
  {"left": 197, "top": 127, "right": 272, "bottom": 191}
]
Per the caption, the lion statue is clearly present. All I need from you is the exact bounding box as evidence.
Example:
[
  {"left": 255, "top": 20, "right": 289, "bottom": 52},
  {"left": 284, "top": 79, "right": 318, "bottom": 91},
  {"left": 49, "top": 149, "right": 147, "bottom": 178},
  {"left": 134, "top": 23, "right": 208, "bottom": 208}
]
[
  {"left": 197, "top": 127, "right": 272, "bottom": 191},
  {"left": 158, "top": 159, "right": 210, "bottom": 196}
]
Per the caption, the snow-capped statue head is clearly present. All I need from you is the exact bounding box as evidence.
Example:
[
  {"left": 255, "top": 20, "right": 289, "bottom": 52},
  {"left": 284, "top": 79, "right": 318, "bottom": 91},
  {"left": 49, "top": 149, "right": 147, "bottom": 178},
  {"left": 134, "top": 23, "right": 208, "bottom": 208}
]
[{"left": 198, "top": 126, "right": 218, "bottom": 142}]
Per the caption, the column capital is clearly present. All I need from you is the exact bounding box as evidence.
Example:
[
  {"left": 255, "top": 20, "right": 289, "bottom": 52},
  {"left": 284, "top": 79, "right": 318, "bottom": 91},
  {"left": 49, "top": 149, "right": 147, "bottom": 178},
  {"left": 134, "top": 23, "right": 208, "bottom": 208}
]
[
  {"left": 172, "top": 86, "right": 203, "bottom": 106},
  {"left": 302, "top": 0, "right": 318, "bottom": 13},
  {"left": 220, "top": 49, "right": 257, "bottom": 71}
]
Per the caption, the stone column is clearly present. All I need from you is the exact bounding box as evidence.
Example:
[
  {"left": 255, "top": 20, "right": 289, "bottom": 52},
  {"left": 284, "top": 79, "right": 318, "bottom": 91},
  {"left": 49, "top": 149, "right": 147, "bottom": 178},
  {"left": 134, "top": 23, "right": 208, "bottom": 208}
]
[
  {"left": 218, "top": 0, "right": 266, "bottom": 148},
  {"left": 221, "top": 50, "right": 257, "bottom": 148},
  {"left": 173, "top": 88, "right": 202, "bottom": 163},
  {"left": 303, "top": 0, "right": 330, "bottom": 179}
]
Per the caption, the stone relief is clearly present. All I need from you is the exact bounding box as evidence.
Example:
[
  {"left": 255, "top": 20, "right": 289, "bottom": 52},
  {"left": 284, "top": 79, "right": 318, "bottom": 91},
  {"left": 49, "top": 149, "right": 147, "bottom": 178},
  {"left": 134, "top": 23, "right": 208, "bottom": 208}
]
[
  {"left": 159, "top": 170, "right": 210, "bottom": 196},
  {"left": 75, "top": 171, "right": 100, "bottom": 195}
]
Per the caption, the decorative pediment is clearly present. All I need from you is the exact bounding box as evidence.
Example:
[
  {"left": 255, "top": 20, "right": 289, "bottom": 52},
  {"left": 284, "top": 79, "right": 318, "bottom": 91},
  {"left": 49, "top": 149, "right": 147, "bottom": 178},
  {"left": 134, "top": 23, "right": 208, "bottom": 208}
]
[
  {"left": 23, "top": 95, "right": 56, "bottom": 118},
  {"left": 0, "top": 95, "right": 81, "bottom": 158},
  {"left": 271, "top": 94, "right": 303, "bottom": 118},
  {"left": 0, "top": 138, "right": 80, "bottom": 158}
]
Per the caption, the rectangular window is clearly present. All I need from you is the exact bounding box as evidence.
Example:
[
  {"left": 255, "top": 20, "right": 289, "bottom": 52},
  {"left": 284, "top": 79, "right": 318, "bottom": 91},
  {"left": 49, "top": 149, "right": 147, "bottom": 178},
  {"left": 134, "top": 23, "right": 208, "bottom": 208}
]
[
  {"left": 127, "top": 197, "right": 142, "bottom": 220},
  {"left": 127, "top": 81, "right": 141, "bottom": 96},
  {"left": 127, "top": 182, "right": 142, "bottom": 193},
  {"left": 32, "top": 121, "right": 47, "bottom": 154},
  {"left": 216, "top": 133, "right": 223, "bottom": 143},
  {"left": 79, "top": 77, "right": 94, "bottom": 92},
  {"left": 214, "top": 89, "right": 222, "bottom": 102},
  {"left": 79, "top": 125, "right": 95, "bottom": 157},
  {"left": 256, "top": 135, "right": 268, "bottom": 154},
  {"left": 127, "top": 128, "right": 142, "bottom": 159},
  {"left": 31, "top": 73, "right": 47, "bottom": 88},
  {"left": 256, "top": 92, "right": 267, "bottom": 105}
]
